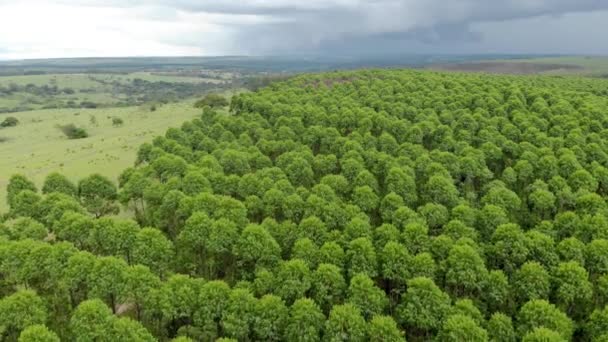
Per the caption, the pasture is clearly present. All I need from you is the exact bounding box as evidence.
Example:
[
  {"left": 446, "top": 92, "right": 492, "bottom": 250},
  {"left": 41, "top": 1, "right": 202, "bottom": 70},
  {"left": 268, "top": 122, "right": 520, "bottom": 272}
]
[
  {"left": 432, "top": 56, "right": 608, "bottom": 76},
  {"left": 513, "top": 56, "right": 608, "bottom": 75},
  {"left": 0, "top": 72, "right": 231, "bottom": 113}
]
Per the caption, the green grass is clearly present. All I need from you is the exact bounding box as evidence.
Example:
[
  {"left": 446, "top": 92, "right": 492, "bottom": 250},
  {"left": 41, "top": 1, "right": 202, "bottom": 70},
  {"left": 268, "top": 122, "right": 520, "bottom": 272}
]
[
  {"left": 0, "top": 101, "right": 203, "bottom": 212},
  {"left": 0, "top": 72, "right": 231, "bottom": 113},
  {"left": 115, "top": 72, "right": 226, "bottom": 84},
  {"left": 0, "top": 72, "right": 225, "bottom": 87},
  {"left": 0, "top": 74, "right": 102, "bottom": 88}
]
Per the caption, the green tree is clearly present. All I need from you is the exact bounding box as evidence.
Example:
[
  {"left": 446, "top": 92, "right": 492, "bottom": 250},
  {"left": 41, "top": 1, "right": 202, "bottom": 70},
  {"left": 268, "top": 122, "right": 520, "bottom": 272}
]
[
  {"left": 253, "top": 294, "right": 288, "bottom": 341},
  {"left": 587, "top": 306, "right": 608, "bottom": 341},
  {"left": 3, "top": 217, "right": 48, "bottom": 241},
  {"left": 275, "top": 259, "right": 311, "bottom": 304},
  {"left": 123, "top": 264, "right": 161, "bottom": 321},
  {"left": 512, "top": 262, "right": 550, "bottom": 305},
  {"left": 285, "top": 298, "right": 324, "bottom": 342},
  {"left": 423, "top": 175, "right": 460, "bottom": 208},
  {"left": 490, "top": 223, "right": 529, "bottom": 274},
  {"left": 487, "top": 312, "right": 516, "bottom": 342},
  {"left": 324, "top": 304, "right": 367, "bottom": 342},
  {"left": 352, "top": 186, "right": 379, "bottom": 213},
  {"left": 483, "top": 270, "right": 510, "bottom": 313},
  {"left": 78, "top": 174, "right": 119, "bottom": 217},
  {"left": 7, "top": 174, "right": 37, "bottom": 209},
  {"left": 10, "top": 190, "right": 42, "bottom": 219},
  {"left": 551, "top": 261, "right": 592, "bottom": 315},
  {"left": 89, "top": 256, "right": 128, "bottom": 313},
  {"left": 396, "top": 277, "right": 451, "bottom": 338},
  {"left": 311, "top": 263, "right": 346, "bottom": 313},
  {"left": 516, "top": 300, "right": 574, "bottom": 340},
  {"left": 402, "top": 222, "right": 430, "bottom": 255},
  {"left": 409, "top": 252, "right": 437, "bottom": 280},
  {"left": 586, "top": 239, "right": 608, "bottom": 276},
  {"left": 291, "top": 238, "right": 320, "bottom": 268},
  {"left": 132, "top": 227, "right": 174, "bottom": 277},
  {"left": 69, "top": 299, "right": 113, "bottom": 342},
  {"left": 194, "top": 280, "right": 231, "bottom": 340},
  {"left": 108, "top": 317, "right": 155, "bottom": 341},
  {"left": 42, "top": 172, "right": 77, "bottom": 196},
  {"left": 346, "top": 237, "right": 377, "bottom": 278},
  {"left": 436, "top": 314, "right": 488, "bottom": 342},
  {"left": 234, "top": 224, "right": 281, "bottom": 276},
  {"left": 521, "top": 328, "right": 566, "bottom": 342},
  {"left": 443, "top": 244, "right": 488, "bottom": 298},
  {"left": 385, "top": 167, "right": 417, "bottom": 207},
  {"left": 0, "top": 290, "right": 47, "bottom": 340},
  {"left": 347, "top": 273, "right": 388, "bottom": 319},
  {"left": 556, "top": 237, "right": 585, "bottom": 265},
  {"left": 194, "top": 93, "right": 229, "bottom": 108},
  {"left": 18, "top": 325, "right": 60, "bottom": 342},
  {"left": 380, "top": 241, "right": 412, "bottom": 297},
  {"left": 221, "top": 288, "right": 257, "bottom": 341},
  {"left": 18, "top": 324, "right": 61, "bottom": 342},
  {"left": 319, "top": 242, "right": 345, "bottom": 269},
  {"left": 367, "top": 315, "right": 405, "bottom": 342}
]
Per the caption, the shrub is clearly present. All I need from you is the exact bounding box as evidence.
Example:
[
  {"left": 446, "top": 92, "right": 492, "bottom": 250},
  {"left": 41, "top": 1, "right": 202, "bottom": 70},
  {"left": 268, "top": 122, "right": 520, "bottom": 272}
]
[
  {"left": 80, "top": 101, "right": 98, "bottom": 109},
  {"left": 112, "top": 117, "right": 124, "bottom": 126},
  {"left": 1, "top": 116, "right": 19, "bottom": 127},
  {"left": 58, "top": 123, "right": 88, "bottom": 139}
]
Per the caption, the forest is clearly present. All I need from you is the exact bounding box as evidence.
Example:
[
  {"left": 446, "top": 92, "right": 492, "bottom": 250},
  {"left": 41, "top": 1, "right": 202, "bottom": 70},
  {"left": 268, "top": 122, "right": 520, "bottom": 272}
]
[{"left": 3, "top": 69, "right": 608, "bottom": 341}]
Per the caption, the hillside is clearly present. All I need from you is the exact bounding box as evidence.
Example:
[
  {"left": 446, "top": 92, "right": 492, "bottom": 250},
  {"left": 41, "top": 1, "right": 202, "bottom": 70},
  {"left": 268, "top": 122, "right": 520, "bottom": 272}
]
[{"left": 3, "top": 69, "right": 608, "bottom": 340}]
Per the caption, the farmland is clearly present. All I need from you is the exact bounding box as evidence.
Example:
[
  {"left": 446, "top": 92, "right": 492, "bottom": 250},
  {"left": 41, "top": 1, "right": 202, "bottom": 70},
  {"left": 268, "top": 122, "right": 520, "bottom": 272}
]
[
  {"left": 505, "top": 56, "right": 608, "bottom": 75},
  {"left": 431, "top": 56, "right": 608, "bottom": 76}
]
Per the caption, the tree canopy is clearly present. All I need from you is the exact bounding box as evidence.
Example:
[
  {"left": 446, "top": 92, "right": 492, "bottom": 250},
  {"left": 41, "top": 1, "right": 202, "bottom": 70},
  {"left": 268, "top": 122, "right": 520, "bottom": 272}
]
[{"left": 4, "top": 69, "right": 608, "bottom": 340}]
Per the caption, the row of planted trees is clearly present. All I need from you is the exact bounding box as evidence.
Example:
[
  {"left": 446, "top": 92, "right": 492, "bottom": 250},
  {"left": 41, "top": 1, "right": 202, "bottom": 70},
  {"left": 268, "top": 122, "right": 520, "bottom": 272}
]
[{"left": 4, "top": 69, "right": 608, "bottom": 341}]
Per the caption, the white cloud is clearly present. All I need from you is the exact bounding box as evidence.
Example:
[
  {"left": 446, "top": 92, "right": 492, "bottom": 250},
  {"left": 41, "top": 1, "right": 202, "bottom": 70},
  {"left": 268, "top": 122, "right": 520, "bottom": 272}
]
[{"left": 0, "top": 1, "right": 231, "bottom": 59}]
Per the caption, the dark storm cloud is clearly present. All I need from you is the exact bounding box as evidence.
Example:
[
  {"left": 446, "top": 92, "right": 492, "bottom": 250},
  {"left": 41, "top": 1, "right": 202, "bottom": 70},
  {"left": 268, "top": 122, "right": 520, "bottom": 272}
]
[
  {"left": 60, "top": 0, "right": 608, "bottom": 18},
  {"left": 204, "top": 0, "right": 608, "bottom": 54},
  {"left": 7, "top": 0, "right": 608, "bottom": 55}
]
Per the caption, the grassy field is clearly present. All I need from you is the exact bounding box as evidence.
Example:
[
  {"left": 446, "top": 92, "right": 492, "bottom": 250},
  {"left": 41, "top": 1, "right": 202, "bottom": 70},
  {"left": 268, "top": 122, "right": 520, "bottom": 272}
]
[
  {"left": 0, "top": 73, "right": 101, "bottom": 87},
  {"left": 0, "top": 101, "right": 202, "bottom": 212},
  {"left": 0, "top": 72, "right": 231, "bottom": 113},
  {"left": 510, "top": 56, "right": 608, "bottom": 75},
  {"left": 430, "top": 56, "right": 608, "bottom": 76},
  {"left": 114, "top": 72, "right": 226, "bottom": 84},
  {"left": 0, "top": 72, "right": 225, "bottom": 87}
]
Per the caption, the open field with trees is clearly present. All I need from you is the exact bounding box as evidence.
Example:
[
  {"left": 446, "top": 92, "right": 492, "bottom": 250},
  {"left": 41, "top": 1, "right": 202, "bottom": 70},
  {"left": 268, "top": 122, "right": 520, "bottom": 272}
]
[
  {"left": 502, "top": 56, "right": 608, "bottom": 75},
  {"left": 0, "top": 72, "right": 233, "bottom": 113},
  {"left": 0, "top": 101, "right": 203, "bottom": 212},
  {"left": 3, "top": 68, "right": 608, "bottom": 340},
  {"left": 432, "top": 56, "right": 608, "bottom": 76}
]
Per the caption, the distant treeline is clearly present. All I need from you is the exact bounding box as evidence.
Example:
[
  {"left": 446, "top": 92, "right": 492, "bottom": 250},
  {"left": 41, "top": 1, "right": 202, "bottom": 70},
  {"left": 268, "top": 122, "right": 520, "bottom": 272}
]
[
  {"left": 0, "top": 77, "right": 232, "bottom": 113},
  {"left": 242, "top": 74, "right": 294, "bottom": 91},
  {"left": 0, "top": 54, "right": 555, "bottom": 76},
  {"left": 0, "top": 83, "right": 75, "bottom": 96}
]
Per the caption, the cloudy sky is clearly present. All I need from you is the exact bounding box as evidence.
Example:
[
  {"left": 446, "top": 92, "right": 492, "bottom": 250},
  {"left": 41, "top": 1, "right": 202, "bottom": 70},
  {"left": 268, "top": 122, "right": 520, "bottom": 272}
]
[{"left": 0, "top": 0, "right": 607, "bottom": 60}]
